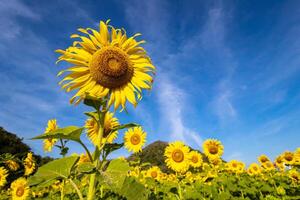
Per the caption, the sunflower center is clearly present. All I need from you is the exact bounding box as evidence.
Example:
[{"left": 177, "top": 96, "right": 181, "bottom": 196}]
[
  {"left": 192, "top": 156, "right": 198, "bottom": 163},
  {"left": 261, "top": 157, "right": 268, "bottom": 162},
  {"left": 89, "top": 46, "right": 133, "bottom": 88},
  {"left": 232, "top": 163, "right": 238, "bottom": 168},
  {"left": 172, "top": 149, "right": 184, "bottom": 163},
  {"left": 130, "top": 134, "right": 141, "bottom": 145},
  {"left": 16, "top": 187, "right": 24, "bottom": 197},
  {"left": 151, "top": 171, "right": 158, "bottom": 178},
  {"left": 26, "top": 161, "right": 32, "bottom": 168},
  {"left": 285, "top": 155, "right": 293, "bottom": 161},
  {"left": 208, "top": 146, "right": 218, "bottom": 154}
]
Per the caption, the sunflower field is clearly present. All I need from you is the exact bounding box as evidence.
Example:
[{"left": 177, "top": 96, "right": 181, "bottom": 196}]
[{"left": 0, "top": 20, "right": 299, "bottom": 200}]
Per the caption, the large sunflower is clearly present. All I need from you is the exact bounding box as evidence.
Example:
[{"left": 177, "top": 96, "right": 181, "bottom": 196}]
[
  {"left": 0, "top": 167, "right": 8, "bottom": 187},
  {"left": 56, "top": 20, "right": 155, "bottom": 109},
  {"left": 43, "top": 119, "right": 58, "bottom": 152},
  {"left": 164, "top": 141, "right": 190, "bottom": 173},
  {"left": 188, "top": 151, "right": 203, "bottom": 168},
  {"left": 11, "top": 178, "right": 30, "bottom": 200},
  {"left": 23, "top": 152, "right": 36, "bottom": 176},
  {"left": 124, "top": 127, "right": 146, "bottom": 153},
  {"left": 85, "top": 111, "right": 119, "bottom": 147},
  {"left": 203, "top": 139, "right": 224, "bottom": 160}
]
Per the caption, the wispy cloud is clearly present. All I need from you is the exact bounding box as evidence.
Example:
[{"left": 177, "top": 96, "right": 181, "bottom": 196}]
[{"left": 0, "top": 0, "right": 40, "bottom": 40}]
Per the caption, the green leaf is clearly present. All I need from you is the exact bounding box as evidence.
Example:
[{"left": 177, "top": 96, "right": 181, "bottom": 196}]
[
  {"left": 31, "top": 126, "right": 84, "bottom": 142},
  {"left": 101, "top": 159, "right": 130, "bottom": 190},
  {"left": 83, "top": 96, "right": 104, "bottom": 109},
  {"left": 29, "top": 156, "right": 79, "bottom": 186},
  {"left": 77, "top": 162, "right": 95, "bottom": 174},
  {"left": 103, "top": 143, "right": 124, "bottom": 158},
  {"left": 110, "top": 123, "right": 139, "bottom": 132},
  {"left": 84, "top": 111, "right": 99, "bottom": 121},
  {"left": 120, "top": 177, "right": 147, "bottom": 200}
]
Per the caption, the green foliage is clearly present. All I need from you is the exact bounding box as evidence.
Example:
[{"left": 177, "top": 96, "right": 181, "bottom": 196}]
[{"left": 29, "top": 156, "right": 79, "bottom": 186}]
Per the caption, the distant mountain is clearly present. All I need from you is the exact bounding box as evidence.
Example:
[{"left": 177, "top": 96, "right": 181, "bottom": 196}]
[
  {"left": 128, "top": 140, "right": 209, "bottom": 172},
  {"left": 0, "top": 126, "right": 53, "bottom": 166}
]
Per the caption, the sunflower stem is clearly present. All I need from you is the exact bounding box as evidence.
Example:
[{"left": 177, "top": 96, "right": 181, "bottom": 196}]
[{"left": 87, "top": 99, "right": 107, "bottom": 200}]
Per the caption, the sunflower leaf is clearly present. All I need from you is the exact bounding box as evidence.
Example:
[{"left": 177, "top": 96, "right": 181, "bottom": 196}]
[
  {"left": 28, "top": 156, "right": 79, "bottom": 186},
  {"left": 31, "top": 126, "right": 84, "bottom": 142},
  {"left": 110, "top": 123, "right": 139, "bottom": 132},
  {"left": 103, "top": 143, "right": 124, "bottom": 158}
]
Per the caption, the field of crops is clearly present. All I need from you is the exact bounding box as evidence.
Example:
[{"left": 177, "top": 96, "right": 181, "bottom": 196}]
[{"left": 0, "top": 20, "right": 299, "bottom": 200}]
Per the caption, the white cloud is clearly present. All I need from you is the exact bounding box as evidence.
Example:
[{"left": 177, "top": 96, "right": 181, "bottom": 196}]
[{"left": 0, "top": 0, "right": 40, "bottom": 39}]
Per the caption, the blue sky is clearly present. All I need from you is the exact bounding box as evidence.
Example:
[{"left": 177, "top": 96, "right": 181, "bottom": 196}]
[{"left": 0, "top": 0, "right": 300, "bottom": 165}]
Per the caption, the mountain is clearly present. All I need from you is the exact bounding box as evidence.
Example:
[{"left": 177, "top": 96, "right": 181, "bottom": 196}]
[{"left": 0, "top": 126, "right": 53, "bottom": 166}]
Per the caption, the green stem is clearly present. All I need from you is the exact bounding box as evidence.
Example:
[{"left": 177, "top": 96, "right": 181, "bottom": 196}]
[
  {"left": 87, "top": 100, "right": 107, "bottom": 200},
  {"left": 78, "top": 140, "right": 93, "bottom": 162},
  {"left": 69, "top": 179, "right": 84, "bottom": 200},
  {"left": 60, "top": 180, "right": 65, "bottom": 200}
]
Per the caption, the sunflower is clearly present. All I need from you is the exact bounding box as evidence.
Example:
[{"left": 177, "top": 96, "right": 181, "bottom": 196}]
[
  {"left": 56, "top": 20, "right": 156, "bottom": 109},
  {"left": 188, "top": 151, "right": 203, "bottom": 168},
  {"left": 295, "top": 148, "right": 300, "bottom": 165},
  {"left": 24, "top": 152, "right": 36, "bottom": 176},
  {"left": 226, "top": 160, "right": 244, "bottom": 174},
  {"left": 5, "top": 160, "right": 20, "bottom": 171},
  {"left": 164, "top": 141, "right": 190, "bottom": 173},
  {"left": 85, "top": 111, "right": 119, "bottom": 147},
  {"left": 203, "top": 139, "right": 224, "bottom": 160},
  {"left": 124, "top": 127, "right": 146, "bottom": 153},
  {"left": 146, "top": 166, "right": 161, "bottom": 181},
  {"left": 247, "top": 163, "right": 261, "bottom": 176},
  {"left": 258, "top": 154, "right": 270, "bottom": 165},
  {"left": 209, "top": 157, "right": 222, "bottom": 168},
  {"left": 43, "top": 119, "right": 58, "bottom": 152},
  {"left": 282, "top": 151, "right": 295, "bottom": 165},
  {"left": 11, "top": 178, "right": 30, "bottom": 200},
  {"left": 262, "top": 161, "right": 275, "bottom": 171},
  {"left": 289, "top": 169, "right": 300, "bottom": 184},
  {"left": 275, "top": 155, "right": 285, "bottom": 171},
  {"left": 0, "top": 167, "right": 8, "bottom": 187}
]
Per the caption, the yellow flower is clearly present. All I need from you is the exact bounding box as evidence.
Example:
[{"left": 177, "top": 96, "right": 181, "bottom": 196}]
[
  {"left": 203, "top": 139, "right": 224, "bottom": 160},
  {"left": 282, "top": 151, "right": 295, "bottom": 165},
  {"left": 146, "top": 166, "right": 161, "bottom": 180},
  {"left": 247, "top": 163, "right": 261, "bottom": 176},
  {"left": 43, "top": 119, "right": 58, "bottom": 152},
  {"left": 258, "top": 154, "right": 270, "bottom": 165},
  {"left": 164, "top": 141, "right": 190, "bottom": 173},
  {"left": 5, "top": 160, "right": 20, "bottom": 171},
  {"left": 226, "top": 160, "right": 244, "bottom": 173},
  {"left": 188, "top": 151, "right": 203, "bottom": 168},
  {"left": 209, "top": 157, "right": 222, "bottom": 168},
  {"left": 24, "top": 152, "right": 36, "bottom": 176},
  {"left": 11, "top": 177, "right": 30, "bottom": 200},
  {"left": 0, "top": 167, "right": 9, "bottom": 187},
  {"left": 289, "top": 169, "right": 300, "bottom": 183},
  {"left": 262, "top": 161, "right": 275, "bottom": 171},
  {"left": 295, "top": 148, "right": 300, "bottom": 165},
  {"left": 124, "top": 127, "right": 146, "bottom": 153},
  {"left": 85, "top": 111, "right": 119, "bottom": 147},
  {"left": 56, "top": 20, "right": 156, "bottom": 109}
]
